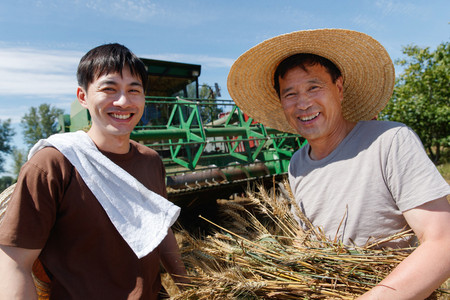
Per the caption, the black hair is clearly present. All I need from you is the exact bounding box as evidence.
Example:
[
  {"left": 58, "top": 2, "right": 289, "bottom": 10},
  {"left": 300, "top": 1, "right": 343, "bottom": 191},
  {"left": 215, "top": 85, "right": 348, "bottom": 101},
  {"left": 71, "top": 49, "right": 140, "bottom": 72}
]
[
  {"left": 77, "top": 43, "right": 147, "bottom": 91},
  {"left": 273, "top": 53, "right": 341, "bottom": 97}
]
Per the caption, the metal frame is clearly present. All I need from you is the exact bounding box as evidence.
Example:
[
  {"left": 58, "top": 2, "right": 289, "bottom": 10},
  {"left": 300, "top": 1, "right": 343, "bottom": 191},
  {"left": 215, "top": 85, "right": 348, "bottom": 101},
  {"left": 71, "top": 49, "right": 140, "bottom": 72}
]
[{"left": 131, "top": 97, "right": 305, "bottom": 176}]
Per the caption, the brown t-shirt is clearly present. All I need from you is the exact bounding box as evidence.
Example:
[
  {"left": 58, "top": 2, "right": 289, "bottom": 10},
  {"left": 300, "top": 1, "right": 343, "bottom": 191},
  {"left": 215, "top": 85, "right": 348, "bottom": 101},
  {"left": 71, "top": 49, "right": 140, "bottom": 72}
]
[{"left": 0, "top": 141, "right": 168, "bottom": 299}]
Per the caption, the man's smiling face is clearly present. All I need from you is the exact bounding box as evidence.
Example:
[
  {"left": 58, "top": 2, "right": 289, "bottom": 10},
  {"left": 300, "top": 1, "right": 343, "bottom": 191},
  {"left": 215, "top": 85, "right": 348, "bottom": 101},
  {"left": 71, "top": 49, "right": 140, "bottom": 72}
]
[
  {"left": 279, "top": 63, "right": 346, "bottom": 145},
  {"left": 77, "top": 66, "right": 145, "bottom": 142}
]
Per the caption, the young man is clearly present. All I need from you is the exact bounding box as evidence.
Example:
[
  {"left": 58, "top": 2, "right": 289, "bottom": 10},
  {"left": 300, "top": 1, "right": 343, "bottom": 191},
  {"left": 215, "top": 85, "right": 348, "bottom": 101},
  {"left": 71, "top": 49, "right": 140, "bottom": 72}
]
[
  {"left": 228, "top": 29, "right": 450, "bottom": 299},
  {"left": 0, "top": 43, "right": 188, "bottom": 299}
]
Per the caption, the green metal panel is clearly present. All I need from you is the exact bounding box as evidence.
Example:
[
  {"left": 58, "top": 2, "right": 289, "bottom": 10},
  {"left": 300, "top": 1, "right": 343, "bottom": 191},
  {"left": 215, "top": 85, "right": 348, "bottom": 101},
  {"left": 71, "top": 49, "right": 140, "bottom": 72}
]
[
  {"left": 166, "top": 99, "right": 206, "bottom": 169},
  {"left": 140, "top": 58, "right": 201, "bottom": 98},
  {"left": 141, "top": 58, "right": 201, "bottom": 78},
  {"left": 69, "top": 100, "right": 91, "bottom": 132},
  {"left": 132, "top": 97, "right": 304, "bottom": 176}
]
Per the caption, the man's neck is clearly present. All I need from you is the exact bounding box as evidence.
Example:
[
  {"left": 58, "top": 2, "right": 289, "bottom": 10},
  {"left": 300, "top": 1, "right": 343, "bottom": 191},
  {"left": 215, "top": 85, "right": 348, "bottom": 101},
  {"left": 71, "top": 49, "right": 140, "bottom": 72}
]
[
  {"left": 87, "top": 130, "right": 131, "bottom": 154},
  {"left": 309, "top": 121, "right": 357, "bottom": 160}
]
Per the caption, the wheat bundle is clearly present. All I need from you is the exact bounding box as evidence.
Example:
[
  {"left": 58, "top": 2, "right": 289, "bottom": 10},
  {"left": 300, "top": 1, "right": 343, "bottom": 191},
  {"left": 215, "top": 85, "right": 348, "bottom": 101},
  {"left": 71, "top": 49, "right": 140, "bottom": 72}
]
[{"left": 172, "top": 180, "right": 449, "bottom": 299}]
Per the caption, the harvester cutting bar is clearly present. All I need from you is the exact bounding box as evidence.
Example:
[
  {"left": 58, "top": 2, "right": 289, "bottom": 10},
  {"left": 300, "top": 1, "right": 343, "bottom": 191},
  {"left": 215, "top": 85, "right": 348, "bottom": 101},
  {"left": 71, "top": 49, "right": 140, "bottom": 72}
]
[
  {"left": 166, "top": 162, "right": 270, "bottom": 190},
  {"left": 131, "top": 127, "right": 280, "bottom": 140},
  {"left": 134, "top": 135, "right": 293, "bottom": 148}
]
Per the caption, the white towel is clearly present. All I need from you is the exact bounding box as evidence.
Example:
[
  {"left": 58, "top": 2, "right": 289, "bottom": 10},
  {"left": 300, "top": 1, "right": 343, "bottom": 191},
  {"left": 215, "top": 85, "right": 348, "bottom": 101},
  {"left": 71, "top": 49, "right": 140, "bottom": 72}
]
[{"left": 28, "top": 131, "right": 181, "bottom": 259}]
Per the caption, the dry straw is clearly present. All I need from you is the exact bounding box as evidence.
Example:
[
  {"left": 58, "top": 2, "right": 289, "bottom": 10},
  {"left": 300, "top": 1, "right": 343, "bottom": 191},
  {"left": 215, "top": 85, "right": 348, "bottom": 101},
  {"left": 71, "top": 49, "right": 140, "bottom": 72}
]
[
  {"left": 227, "top": 29, "right": 395, "bottom": 134},
  {"left": 172, "top": 180, "right": 449, "bottom": 299}
]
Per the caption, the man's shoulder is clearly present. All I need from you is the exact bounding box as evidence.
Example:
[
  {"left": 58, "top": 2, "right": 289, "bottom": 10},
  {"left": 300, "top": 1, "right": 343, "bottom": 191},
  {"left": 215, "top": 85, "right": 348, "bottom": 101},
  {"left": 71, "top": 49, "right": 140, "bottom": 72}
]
[
  {"left": 28, "top": 146, "right": 70, "bottom": 167},
  {"left": 355, "top": 120, "right": 412, "bottom": 142},
  {"left": 18, "top": 146, "right": 74, "bottom": 185},
  {"left": 359, "top": 120, "right": 406, "bottom": 132},
  {"left": 290, "top": 143, "right": 309, "bottom": 170}
]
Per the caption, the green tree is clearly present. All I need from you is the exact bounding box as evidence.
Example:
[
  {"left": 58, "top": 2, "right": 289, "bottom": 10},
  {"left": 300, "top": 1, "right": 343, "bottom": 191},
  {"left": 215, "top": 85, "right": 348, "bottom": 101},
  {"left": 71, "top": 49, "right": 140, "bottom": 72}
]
[
  {"left": 198, "top": 83, "right": 223, "bottom": 124},
  {"left": 0, "top": 176, "right": 14, "bottom": 191},
  {"left": 380, "top": 42, "right": 450, "bottom": 163},
  {"left": 0, "top": 119, "right": 15, "bottom": 173},
  {"left": 11, "top": 148, "right": 27, "bottom": 179},
  {"left": 21, "top": 103, "right": 64, "bottom": 149}
]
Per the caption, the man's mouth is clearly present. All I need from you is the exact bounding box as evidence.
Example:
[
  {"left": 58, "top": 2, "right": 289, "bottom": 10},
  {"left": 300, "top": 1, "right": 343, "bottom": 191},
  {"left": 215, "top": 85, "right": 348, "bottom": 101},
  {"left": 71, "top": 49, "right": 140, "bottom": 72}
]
[
  {"left": 110, "top": 113, "right": 133, "bottom": 120},
  {"left": 299, "top": 112, "right": 320, "bottom": 122}
]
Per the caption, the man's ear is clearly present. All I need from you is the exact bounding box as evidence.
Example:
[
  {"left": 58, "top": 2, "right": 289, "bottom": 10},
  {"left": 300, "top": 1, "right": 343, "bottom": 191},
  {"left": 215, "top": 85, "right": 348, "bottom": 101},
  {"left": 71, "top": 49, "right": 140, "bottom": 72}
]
[
  {"left": 336, "top": 76, "right": 344, "bottom": 103},
  {"left": 77, "top": 87, "right": 88, "bottom": 108}
]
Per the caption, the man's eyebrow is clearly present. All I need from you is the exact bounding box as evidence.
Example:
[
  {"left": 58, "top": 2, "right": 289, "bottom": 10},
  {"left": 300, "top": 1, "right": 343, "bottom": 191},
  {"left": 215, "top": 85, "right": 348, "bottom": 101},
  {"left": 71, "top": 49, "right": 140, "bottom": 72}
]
[
  {"left": 98, "top": 79, "right": 143, "bottom": 87},
  {"left": 307, "top": 78, "right": 324, "bottom": 84},
  {"left": 98, "top": 79, "right": 117, "bottom": 86},
  {"left": 130, "top": 81, "right": 143, "bottom": 87},
  {"left": 280, "top": 86, "right": 294, "bottom": 95}
]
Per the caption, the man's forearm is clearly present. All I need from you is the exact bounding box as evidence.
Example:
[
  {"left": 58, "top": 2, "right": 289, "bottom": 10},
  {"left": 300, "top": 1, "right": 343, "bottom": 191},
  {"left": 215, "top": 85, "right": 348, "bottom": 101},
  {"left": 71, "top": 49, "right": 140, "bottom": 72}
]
[
  {"left": 359, "top": 239, "right": 450, "bottom": 299},
  {"left": 0, "top": 269, "right": 38, "bottom": 300},
  {"left": 0, "top": 246, "right": 40, "bottom": 300}
]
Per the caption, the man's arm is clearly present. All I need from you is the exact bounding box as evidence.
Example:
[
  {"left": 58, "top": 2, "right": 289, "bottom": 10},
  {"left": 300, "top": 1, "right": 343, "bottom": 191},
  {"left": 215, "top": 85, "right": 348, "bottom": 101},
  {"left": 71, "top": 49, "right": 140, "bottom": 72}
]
[
  {"left": 359, "top": 196, "right": 450, "bottom": 300},
  {"left": 0, "top": 245, "right": 41, "bottom": 300},
  {"left": 159, "top": 228, "right": 189, "bottom": 285}
]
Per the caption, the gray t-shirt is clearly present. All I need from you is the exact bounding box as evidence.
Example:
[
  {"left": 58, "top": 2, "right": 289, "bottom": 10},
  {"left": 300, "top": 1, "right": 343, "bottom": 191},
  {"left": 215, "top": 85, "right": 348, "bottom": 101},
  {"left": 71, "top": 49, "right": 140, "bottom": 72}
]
[{"left": 289, "top": 121, "right": 450, "bottom": 247}]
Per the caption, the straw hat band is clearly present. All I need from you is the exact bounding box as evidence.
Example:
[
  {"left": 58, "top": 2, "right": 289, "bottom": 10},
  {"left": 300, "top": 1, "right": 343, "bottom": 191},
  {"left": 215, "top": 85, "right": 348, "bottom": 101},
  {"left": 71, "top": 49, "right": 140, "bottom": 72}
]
[{"left": 227, "top": 29, "right": 395, "bottom": 133}]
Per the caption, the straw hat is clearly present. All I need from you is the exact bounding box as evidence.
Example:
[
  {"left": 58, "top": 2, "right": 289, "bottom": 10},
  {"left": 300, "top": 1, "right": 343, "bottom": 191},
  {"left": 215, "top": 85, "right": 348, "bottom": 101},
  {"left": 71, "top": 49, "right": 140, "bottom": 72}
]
[{"left": 227, "top": 29, "right": 395, "bottom": 134}]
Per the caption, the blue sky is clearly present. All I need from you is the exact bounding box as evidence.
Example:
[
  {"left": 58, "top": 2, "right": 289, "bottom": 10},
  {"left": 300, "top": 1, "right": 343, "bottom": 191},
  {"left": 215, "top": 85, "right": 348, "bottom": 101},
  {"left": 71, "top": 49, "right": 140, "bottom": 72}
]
[{"left": 0, "top": 0, "right": 449, "bottom": 173}]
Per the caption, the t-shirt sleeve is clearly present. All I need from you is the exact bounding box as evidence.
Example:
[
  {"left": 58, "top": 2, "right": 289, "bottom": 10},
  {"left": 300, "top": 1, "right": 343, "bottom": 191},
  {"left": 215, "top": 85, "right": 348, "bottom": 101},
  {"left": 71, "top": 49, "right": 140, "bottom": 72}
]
[
  {"left": 0, "top": 148, "right": 66, "bottom": 249},
  {"left": 385, "top": 126, "right": 450, "bottom": 212}
]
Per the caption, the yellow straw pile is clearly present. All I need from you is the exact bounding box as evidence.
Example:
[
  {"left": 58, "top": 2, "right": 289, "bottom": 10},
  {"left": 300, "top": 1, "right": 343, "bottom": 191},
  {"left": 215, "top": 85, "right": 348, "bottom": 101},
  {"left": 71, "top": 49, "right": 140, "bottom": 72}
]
[{"left": 172, "top": 180, "right": 448, "bottom": 299}]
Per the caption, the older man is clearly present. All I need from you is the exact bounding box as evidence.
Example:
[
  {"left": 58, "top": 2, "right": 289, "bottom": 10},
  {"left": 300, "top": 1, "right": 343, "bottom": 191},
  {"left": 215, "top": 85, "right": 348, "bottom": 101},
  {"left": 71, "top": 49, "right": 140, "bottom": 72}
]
[{"left": 228, "top": 29, "right": 450, "bottom": 299}]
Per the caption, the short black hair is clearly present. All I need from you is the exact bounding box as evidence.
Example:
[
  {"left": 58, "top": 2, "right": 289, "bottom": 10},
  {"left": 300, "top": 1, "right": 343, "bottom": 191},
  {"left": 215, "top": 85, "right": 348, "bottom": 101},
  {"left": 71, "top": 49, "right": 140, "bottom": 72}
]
[
  {"left": 77, "top": 43, "right": 147, "bottom": 91},
  {"left": 273, "top": 53, "right": 341, "bottom": 97}
]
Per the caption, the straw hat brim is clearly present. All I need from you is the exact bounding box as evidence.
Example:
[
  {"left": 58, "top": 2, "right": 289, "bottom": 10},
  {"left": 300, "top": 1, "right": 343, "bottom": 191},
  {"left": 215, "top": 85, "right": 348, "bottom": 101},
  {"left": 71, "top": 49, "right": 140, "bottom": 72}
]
[{"left": 227, "top": 29, "right": 395, "bottom": 134}]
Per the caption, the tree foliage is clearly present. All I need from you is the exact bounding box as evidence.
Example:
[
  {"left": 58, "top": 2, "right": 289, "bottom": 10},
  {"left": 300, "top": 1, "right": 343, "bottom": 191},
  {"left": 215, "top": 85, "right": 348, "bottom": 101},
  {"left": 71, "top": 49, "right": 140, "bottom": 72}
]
[
  {"left": 380, "top": 42, "right": 450, "bottom": 162},
  {"left": 198, "top": 83, "right": 223, "bottom": 124},
  {"left": 0, "top": 119, "right": 15, "bottom": 173},
  {"left": 21, "top": 104, "right": 64, "bottom": 149},
  {"left": 11, "top": 148, "right": 27, "bottom": 179},
  {"left": 0, "top": 175, "right": 14, "bottom": 191}
]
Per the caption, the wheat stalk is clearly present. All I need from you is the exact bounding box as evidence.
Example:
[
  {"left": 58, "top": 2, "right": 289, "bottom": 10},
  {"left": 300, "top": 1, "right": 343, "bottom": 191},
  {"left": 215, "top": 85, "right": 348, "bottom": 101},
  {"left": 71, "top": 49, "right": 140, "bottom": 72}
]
[{"left": 171, "top": 180, "right": 448, "bottom": 299}]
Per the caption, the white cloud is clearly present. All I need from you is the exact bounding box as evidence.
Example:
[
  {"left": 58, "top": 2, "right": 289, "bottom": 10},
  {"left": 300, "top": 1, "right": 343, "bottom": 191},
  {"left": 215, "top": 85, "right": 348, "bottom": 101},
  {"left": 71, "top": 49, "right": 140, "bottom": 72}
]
[
  {"left": 0, "top": 46, "right": 79, "bottom": 129},
  {"left": 0, "top": 46, "right": 234, "bottom": 99},
  {"left": 141, "top": 53, "right": 235, "bottom": 69},
  {"left": 0, "top": 47, "right": 80, "bottom": 97}
]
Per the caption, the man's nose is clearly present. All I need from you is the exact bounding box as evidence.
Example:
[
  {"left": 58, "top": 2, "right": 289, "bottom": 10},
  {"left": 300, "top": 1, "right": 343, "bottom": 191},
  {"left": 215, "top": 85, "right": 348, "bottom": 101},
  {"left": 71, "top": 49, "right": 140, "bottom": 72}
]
[
  {"left": 295, "top": 93, "right": 312, "bottom": 110},
  {"left": 113, "top": 92, "right": 131, "bottom": 107}
]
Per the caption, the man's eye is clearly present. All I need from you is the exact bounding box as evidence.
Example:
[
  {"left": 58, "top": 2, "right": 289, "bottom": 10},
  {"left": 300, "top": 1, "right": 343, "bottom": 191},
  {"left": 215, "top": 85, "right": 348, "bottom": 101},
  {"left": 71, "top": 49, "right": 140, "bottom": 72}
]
[{"left": 283, "top": 92, "right": 296, "bottom": 99}]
